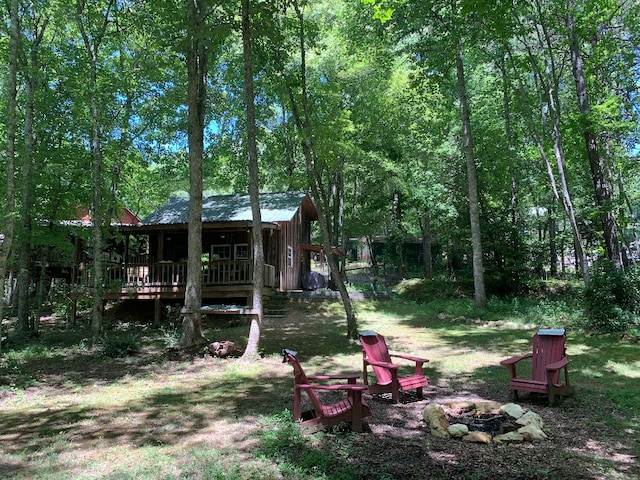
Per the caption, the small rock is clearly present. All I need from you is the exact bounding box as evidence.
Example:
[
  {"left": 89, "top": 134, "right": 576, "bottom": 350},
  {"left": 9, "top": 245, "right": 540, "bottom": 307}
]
[
  {"left": 493, "top": 431, "right": 525, "bottom": 444},
  {"left": 515, "top": 411, "right": 544, "bottom": 429},
  {"left": 422, "top": 403, "right": 444, "bottom": 419},
  {"left": 475, "top": 401, "right": 502, "bottom": 414},
  {"left": 423, "top": 404, "right": 450, "bottom": 438},
  {"left": 462, "top": 431, "right": 492, "bottom": 444},
  {"left": 447, "top": 424, "right": 469, "bottom": 438},
  {"left": 500, "top": 403, "right": 526, "bottom": 419},
  {"left": 500, "top": 422, "right": 517, "bottom": 434},
  {"left": 448, "top": 401, "right": 476, "bottom": 414},
  {"left": 518, "top": 425, "right": 548, "bottom": 442}
]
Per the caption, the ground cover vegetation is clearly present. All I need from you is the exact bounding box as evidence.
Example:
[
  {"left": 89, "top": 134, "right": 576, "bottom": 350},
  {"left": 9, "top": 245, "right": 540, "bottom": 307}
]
[{"left": 1, "top": 278, "right": 639, "bottom": 479}]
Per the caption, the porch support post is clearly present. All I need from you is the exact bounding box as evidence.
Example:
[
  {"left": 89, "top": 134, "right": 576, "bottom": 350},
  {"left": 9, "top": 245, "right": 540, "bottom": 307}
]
[
  {"left": 70, "top": 295, "right": 77, "bottom": 327},
  {"left": 158, "top": 234, "right": 164, "bottom": 261},
  {"left": 154, "top": 295, "right": 162, "bottom": 324}
]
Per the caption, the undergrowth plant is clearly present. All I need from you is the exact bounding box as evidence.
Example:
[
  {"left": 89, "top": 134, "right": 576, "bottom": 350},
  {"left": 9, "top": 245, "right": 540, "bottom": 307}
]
[
  {"left": 160, "top": 325, "right": 181, "bottom": 348},
  {"left": 583, "top": 260, "right": 640, "bottom": 333},
  {"left": 256, "top": 411, "right": 364, "bottom": 480}
]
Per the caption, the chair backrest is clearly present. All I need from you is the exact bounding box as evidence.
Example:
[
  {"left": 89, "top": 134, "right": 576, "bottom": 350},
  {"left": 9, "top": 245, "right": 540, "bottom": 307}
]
[
  {"left": 282, "top": 349, "right": 323, "bottom": 412},
  {"left": 531, "top": 330, "right": 567, "bottom": 383},
  {"left": 359, "top": 331, "right": 394, "bottom": 385}
]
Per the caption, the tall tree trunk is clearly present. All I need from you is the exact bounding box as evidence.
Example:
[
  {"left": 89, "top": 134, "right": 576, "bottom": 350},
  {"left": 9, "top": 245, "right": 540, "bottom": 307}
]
[
  {"left": 455, "top": 44, "right": 486, "bottom": 309},
  {"left": 548, "top": 94, "right": 589, "bottom": 285},
  {"left": 16, "top": 14, "right": 48, "bottom": 333},
  {"left": 16, "top": 63, "right": 37, "bottom": 334},
  {"left": 242, "top": 0, "right": 264, "bottom": 359},
  {"left": 76, "top": 0, "right": 112, "bottom": 343},
  {"left": 33, "top": 260, "right": 49, "bottom": 333},
  {"left": 419, "top": 209, "right": 432, "bottom": 278},
  {"left": 617, "top": 172, "right": 638, "bottom": 266},
  {"left": 0, "top": 0, "right": 19, "bottom": 329},
  {"left": 366, "top": 235, "right": 378, "bottom": 276},
  {"left": 390, "top": 191, "right": 404, "bottom": 277},
  {"left": 549, "top": 210, "right": 558, "bottom": 278},
  {"left": 332, "top": 167, "right": 347, "bottom": 281},
  {"left": 180, "top": 0, "right": 208, "bottom": 349},
  {"left": 505, "top": 41, "right": 590, "bottom": 286},
  {"left": 566, "top": 8, "right": 623, "bottom": 269},
  {"left": 282, "top": 103, "right": 297, "bottom": 188},
  {"left": 289, "top": 0, "right": 357, "bottom": 338},
  {"left": 500, "top": 55, "right": 523, "bottom": 286}
]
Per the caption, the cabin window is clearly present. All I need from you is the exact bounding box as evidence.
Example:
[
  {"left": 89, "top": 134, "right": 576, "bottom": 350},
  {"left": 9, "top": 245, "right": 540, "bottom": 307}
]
[
  {"left": 287, "top": 245, "right": 294, "bottom": 267},
  {"left": 211, "top": 244, "right": 231, "bottom": 260},
  {"left": 235, "top": 243, "right": 249, "bottom": 260}
]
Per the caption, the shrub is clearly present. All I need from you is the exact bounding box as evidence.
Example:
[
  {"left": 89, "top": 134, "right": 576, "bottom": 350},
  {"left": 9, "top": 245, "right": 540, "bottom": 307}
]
[
  {"left": 392, "top": 277, "right": 475, "bottom": 303},
  {"left": 583, "top": 260, "right": 640, "bottom": 333},
  {"left": 160, "top": 325, "right": 181, "bottom": 348}
]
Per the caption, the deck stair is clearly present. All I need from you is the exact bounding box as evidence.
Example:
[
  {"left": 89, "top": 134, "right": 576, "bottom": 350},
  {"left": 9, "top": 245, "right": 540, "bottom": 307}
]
[{"left": 263, "top": 292, "right": 291, "bottom": 318}]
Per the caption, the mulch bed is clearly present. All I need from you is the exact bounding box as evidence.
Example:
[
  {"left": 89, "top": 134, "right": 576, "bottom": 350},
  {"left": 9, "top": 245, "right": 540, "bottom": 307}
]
[{"left": 333, "top": 386, "right": 639, "bottom": 480}]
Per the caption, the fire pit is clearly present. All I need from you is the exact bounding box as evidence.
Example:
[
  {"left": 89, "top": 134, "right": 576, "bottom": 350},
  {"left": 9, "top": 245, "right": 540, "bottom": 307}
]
[
  {"left": 450, "top": 411, "right": 513, "bottom": 436},
  {"left": 423, "top": 401, "right": 547, "bottom": 444}
]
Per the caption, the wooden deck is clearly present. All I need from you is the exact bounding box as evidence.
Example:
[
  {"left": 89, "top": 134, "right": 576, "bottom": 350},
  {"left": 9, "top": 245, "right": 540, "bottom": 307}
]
[{"left": 69, "top": 261, "right": 278, "bottom": 323}]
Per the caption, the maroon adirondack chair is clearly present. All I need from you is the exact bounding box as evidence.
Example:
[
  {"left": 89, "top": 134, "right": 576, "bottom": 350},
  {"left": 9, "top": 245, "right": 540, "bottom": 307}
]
[
  {"left": 359, "top": 331, "right": 429, "bottom": 404},
  {"left": 282, "top": 349, "right": 372, "bottom": 433},
  {"left": 500, "top": 329, "right": 574, "bottom": 406}
]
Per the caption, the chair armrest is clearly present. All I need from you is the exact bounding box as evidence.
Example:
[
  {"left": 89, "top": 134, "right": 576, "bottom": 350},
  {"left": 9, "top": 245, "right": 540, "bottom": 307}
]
[
  {"left": 364, "top": 358, "right": 399, "bottom": 370},
  {"left": 546, "top": 357, "right": 568, "bottom": 372},
  {"left": 296, "top": 383, "right": 368, "bottom": 392},
  {"left": 500, "top": 352, "right": 532, "bottom": 366},
  {"left": 390, "top": 353, "right": 429, "bottom": 365},
  {"left": 308, "top": 374, "right": 360, "bottom": 382}
]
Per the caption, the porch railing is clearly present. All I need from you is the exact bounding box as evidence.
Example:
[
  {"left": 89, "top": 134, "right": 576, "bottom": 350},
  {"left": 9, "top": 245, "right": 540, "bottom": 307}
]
[{"left": 78, "top": 260, "right": 276, "bottom": 289}]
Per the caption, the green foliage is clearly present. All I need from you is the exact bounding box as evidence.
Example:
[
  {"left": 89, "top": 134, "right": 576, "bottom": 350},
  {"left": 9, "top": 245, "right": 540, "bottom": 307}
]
[
  {"left": 582, "top": 260, "right": 640, "bottom": 333},
  {"left": 256, "top": 411, "right": 361, "bottom": 480},
  {"left": 392, "top": 277, "right": 475, "bottom": 302},
  {"left": 100, "top": 333, "right": 141, "bottom": 358},
  {"left": 159, "top": 324, "right": 181, "bottom": 348}
]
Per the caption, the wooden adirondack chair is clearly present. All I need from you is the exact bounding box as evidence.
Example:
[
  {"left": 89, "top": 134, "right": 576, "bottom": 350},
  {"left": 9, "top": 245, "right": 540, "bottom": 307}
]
[
  {"left": 282, "top": 349, "right": 372, "bottom": 433},
  {"left": 358, "top": 331, "right": 429, "bottom": 404},
  {"left": 500, "top": 329, "right": 574, "bottom": 406}
]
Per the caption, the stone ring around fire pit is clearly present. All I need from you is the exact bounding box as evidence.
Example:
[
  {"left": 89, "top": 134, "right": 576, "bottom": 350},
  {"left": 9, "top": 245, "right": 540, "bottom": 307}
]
[{"left": 423, "top": 401, "right": 547, "bottom": 444}]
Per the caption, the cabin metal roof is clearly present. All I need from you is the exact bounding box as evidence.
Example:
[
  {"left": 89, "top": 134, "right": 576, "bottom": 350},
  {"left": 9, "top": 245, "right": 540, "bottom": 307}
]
[{"left": 142, "top": 191, "right": 316, "bottom": 225}]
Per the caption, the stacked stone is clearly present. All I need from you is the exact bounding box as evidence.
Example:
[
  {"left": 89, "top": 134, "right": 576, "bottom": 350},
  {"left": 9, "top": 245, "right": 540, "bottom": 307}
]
[{"left": 422, "top": 401, "right": 548, "bottom": 444}]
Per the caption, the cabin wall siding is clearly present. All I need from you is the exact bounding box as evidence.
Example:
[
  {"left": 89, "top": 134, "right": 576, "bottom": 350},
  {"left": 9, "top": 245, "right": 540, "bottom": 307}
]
[
  {"left": 276, "top": 204, "right": 314, "bottom": 291},
  {"left": 278, "top": 218, "right": 299, "bottom": 291}
]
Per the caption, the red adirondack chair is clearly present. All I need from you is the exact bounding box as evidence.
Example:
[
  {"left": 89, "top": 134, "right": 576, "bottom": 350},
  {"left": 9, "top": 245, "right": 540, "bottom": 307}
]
[
  {"left": 359, "top": 331, "right": 429, "bottom": 404},
  {"left": 500, "top": 329, "right": 574, "bottom": 406},
  {"left": 282, "top": 349, "right": 372, "bottom": 433}
]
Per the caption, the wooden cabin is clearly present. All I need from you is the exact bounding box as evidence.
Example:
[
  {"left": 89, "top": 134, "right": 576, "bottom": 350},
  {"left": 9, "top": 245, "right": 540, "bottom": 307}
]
[{"left": 76, "top": 192, "right": 319, "bottom": 314}]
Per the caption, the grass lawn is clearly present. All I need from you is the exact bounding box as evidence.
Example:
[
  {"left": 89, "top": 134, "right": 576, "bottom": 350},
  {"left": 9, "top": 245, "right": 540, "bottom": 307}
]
[{"left": 0, "top": 293, "right": 639, "bottom": 479}]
